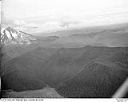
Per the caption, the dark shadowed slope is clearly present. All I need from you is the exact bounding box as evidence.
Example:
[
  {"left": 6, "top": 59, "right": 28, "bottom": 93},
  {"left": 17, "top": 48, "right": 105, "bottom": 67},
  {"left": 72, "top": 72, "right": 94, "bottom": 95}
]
[
  {"left": 2, "top": 43, "right": 39, "bottom": 64},
  {"left": 1, "top": 47, "right": 59, "bottom": 91},
  {"left": 1, "top": 46, "right": 128, "bottom": 97},
  {"left": 57, "top": 61, "right": 128, "bottom": 98}
]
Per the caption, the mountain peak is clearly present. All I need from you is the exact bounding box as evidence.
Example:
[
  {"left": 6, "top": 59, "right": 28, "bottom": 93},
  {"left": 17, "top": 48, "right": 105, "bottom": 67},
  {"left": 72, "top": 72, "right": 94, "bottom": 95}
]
[{"left": 1, "top": 26, "right": 36, "bottom": 45}]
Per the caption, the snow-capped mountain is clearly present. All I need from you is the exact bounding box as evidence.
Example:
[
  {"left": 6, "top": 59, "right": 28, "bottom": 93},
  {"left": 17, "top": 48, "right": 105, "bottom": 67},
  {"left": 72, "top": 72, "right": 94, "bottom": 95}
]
[{"left": 1, "top": 26, "right": 36, "bottom": 45}]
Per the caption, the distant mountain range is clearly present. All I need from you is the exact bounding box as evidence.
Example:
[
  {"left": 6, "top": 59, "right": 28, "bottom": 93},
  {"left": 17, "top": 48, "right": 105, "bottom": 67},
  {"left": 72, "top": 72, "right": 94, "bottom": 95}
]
[{"left": 1, "top": 27, "right": 36, "bottom": 45}]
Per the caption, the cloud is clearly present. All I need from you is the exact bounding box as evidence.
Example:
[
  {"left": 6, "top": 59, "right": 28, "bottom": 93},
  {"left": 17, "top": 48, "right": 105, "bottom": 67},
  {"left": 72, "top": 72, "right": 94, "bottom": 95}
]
[{"left": 2, "top": 0, "right": 128, "bottom": 28}]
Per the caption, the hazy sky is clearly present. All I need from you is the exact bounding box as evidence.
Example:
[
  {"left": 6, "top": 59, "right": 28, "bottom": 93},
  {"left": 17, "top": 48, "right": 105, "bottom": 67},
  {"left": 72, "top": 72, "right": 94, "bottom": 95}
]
[{"left": 2, "top": 0, "right": 128, "bottom": 30}]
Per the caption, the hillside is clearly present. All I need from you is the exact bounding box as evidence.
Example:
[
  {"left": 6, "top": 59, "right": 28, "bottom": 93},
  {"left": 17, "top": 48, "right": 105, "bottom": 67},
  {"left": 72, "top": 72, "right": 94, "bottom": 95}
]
[
  {"left": 1, "top": 23, "right": 128, "bottom": 97},
  {"left": 2, "top": 87, "right": 62, "bottom": 98},
  {"left": 1, "top": 46, "right": 128, "bottom": 97}
]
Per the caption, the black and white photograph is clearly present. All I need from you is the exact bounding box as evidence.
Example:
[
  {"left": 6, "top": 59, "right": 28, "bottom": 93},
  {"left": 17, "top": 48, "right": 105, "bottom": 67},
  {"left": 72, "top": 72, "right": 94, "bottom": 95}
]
[{"left": 0, "top": 0, "right": 128, "bottom": 98}]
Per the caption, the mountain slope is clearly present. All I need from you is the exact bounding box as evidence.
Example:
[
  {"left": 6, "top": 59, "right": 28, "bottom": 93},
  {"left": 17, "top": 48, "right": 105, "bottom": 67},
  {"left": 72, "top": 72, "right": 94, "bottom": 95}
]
[
  {"left": 2, "top": 87, "right": 62, "bottom": 98},
  {"left": 56, "top": 62, "right": 128, "bottom": 97},
  {"left": 1, "top": 46, "right": 128, "bottom": 98},
  {"left": 1, "top": 27, "right": 36, "bottom": 45}
]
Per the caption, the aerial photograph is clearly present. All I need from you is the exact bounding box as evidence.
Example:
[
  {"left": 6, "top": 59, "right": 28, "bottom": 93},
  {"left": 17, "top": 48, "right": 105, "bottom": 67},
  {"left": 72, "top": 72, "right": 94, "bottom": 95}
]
[{"left": 1, "top": 0, "right": 128, "bottom": 98}]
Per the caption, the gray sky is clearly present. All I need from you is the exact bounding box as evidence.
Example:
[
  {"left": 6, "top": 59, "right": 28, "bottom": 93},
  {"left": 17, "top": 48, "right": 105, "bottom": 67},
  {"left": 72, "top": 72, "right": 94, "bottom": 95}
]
[
  {"left": 2, "top": 0, "right": 128, "bottom": 32},
  {"left": 3, "top": 0, "right": 128, "bottom": 18}
]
